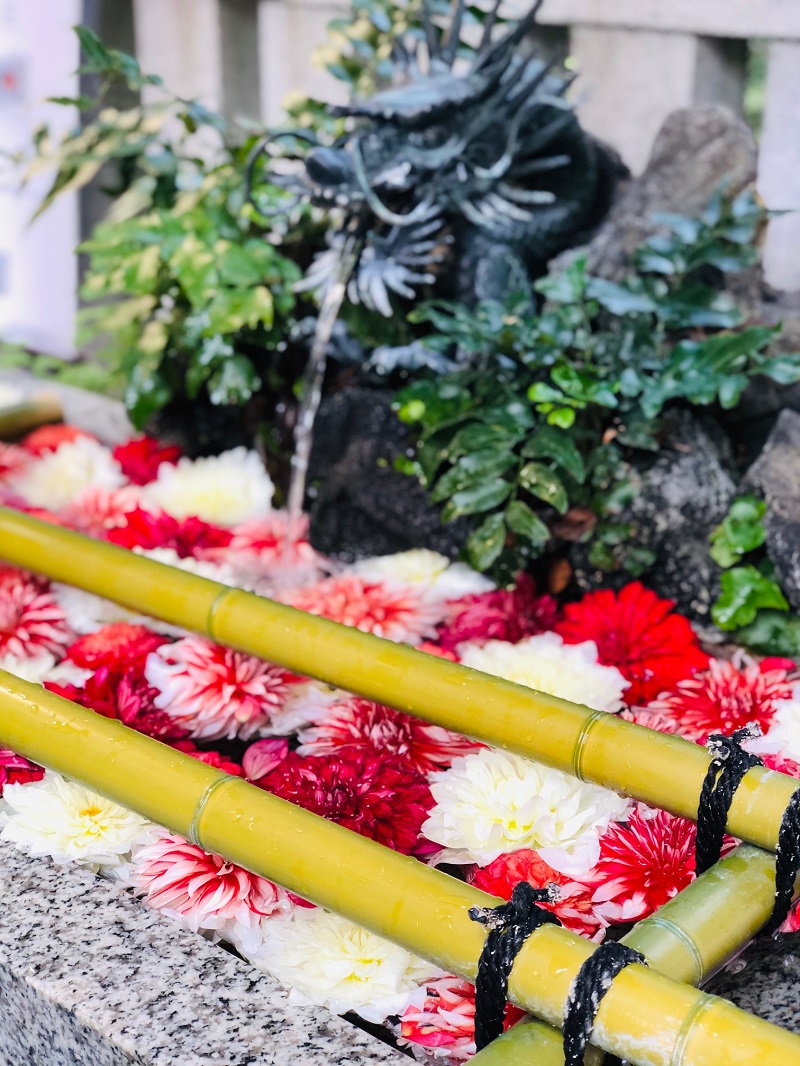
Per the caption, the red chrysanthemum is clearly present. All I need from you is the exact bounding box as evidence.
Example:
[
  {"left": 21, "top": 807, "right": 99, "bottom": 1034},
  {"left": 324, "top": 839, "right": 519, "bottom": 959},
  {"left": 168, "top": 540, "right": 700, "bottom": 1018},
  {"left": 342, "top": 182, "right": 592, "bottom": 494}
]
[
  {"left": 21, "top": 424, "right": 94, "bottom": 455},
  {"left": 555, "top": 582, "right": 709, "bottom": 705},
  {"left": 762, "top": 751, "right": 800, "bottom": 779},
  {"left": 470, "top": 849, "right": 606, "bottom": 940},
  {"left": 0, "top": 748, "right": 44, "bottom": 794},
  {"left": 284, "top": 574, "right": 445, "bottom": 644},
  {"left": 0, "top": 565, "right": 73, "bottom": 659},
  {"left": 436, "top": 573, "right": 558, "bottom": 653},
  {"left": 112, "top": 436, "right": 182, "bottom": 485},
  {"left": 64, "top": 623, "right": 168, "bottom": 671},
  {"left": 297, "top": 697, "right": 481, "bottom": 774},
  {"left": 257, "top": 749, "right": 434, "bottom": 856},
  {"left": 645, "top": 655, "right": 796, "bottom": 744},
  {"left": 106, "top": 507, "right": 233, "bottom": 557},
  {"left": 584, "top": 806, "right": 698, "bottom": 923}
]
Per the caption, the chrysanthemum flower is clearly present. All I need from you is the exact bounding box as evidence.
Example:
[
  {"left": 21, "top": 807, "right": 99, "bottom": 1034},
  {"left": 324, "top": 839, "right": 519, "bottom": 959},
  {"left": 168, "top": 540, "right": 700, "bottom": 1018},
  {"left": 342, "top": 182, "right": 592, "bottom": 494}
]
[
  {"left": 0, "top": 651, "right": 89, "bottom": 688},
  {"left": 470, "top": 849, "right": 606, "bottom": 940},
  {"left": 555, "top": 583, "right": 709, "bottom": 705},
  {"left": 619, "top": 706, "right": 694, "bottom": 738},
  {"left": 132, "top": 832, "right": 293, "bottom": 956},
  {"left": 458, "top": 632, "right": 629, "bottom": 712},
  {"left": 0, "top": 748, "right": 44, "bottom": 794},
  {"left": 9, "top": 437, "right": 125, "bottom": 510},
  {"left": 21, "top": 423, "right": 93, "bottom": 454},
  {"left": 0, "top": 443, "right": 29, "bottom": 481},
  {"left": 645, "top": 654, "right": 796, "bottom": 743},
  {"left": 106, "top": 508, "right": 233, "bottom": 558},
  {"left": 583, "top": 805, "right": 699, "bottom": 923},
  {"left": 63, "top": 624, "right": 168, "bottom": 671},
  {"left": 398, "top": 976, "right": 524, "bottom": 1062},
  {"left": 284, "top": 574, "right": 446, "bottom": 645},
  {"left": 63, "top": 485, "right": 143, "bottom": 536},
  {"left": 142, "top": 447, "right": 274, "bottom": 526},
  {"left": 297, "top": 697, "right": 480, "bottom": 774},
  {"left": 349, "top": 549, "right": 494, "bottom": 602},
  {"left": 259, "top": 749, "right": 433, "bottom": 855},
  {"left": 0, "top": 566, "right": 73, "bottom": 659},
  {"left": 437, "top": 573, "right": 558, "bottom": 652},
  {"left": 423, "top": 749, "right": 629, "bottom": 875},
  {"left": 112, "top": 436, "right": 182, "bottom": 485},
  {"left": 1, "top": 772, "right": 155, "bottom": 872},
  {"left": 145, "top": 636, "right": 297, "bottom": 740},
  {"left": 222, "top": 513, "right": 326, "bottom": 591},
  {"left": 256, "top": 907, "right": 440, "bottom": 1022}
]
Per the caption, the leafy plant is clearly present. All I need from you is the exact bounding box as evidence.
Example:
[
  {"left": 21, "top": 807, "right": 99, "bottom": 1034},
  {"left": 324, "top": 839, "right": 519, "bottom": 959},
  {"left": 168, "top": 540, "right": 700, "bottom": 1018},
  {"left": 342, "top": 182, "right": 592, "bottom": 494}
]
[{"left": 396, "top": 190, "right": 800, "bottom": 578}]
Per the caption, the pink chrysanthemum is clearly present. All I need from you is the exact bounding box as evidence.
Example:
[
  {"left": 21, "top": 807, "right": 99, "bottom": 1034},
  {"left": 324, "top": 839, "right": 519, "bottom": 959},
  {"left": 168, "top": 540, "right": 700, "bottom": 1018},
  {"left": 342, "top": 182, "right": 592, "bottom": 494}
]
[
  {"left": 584, "top": 806, "right": 698, "bottom": 923},
  {"left": 436, "top": 573, "right": 558, "bottom": 653},
  {"left": 0, "top": 748, "right": 44, "bottom": 795},
  {"left": 144, "top": 636, "right": 298, "bottom": 740},
  {"left": 619, "top": 706, "right": 695, "bottom": 738},
  {"left": 258, "top": 749, "right": 434, "bottom": 856},
  {"left": 63, "top": 486, "right": 142, "bottom": 536},
  {"left": 106, "top": 507, "right": 233, "bottom": 557},
  {"left": 0, "top": 566, "right": 73, "bottom": 660},
  {"left": 470, "top": 849, "right": 606, "bottom": 940},
  {"left": 112, "top": 436, "right": 182, "bottom": 485},
  {"left": 398, "top": 976, "right": 523, "bottom": 1062},
  {"left": 297, "top": 697, "right": 480, "bottom": 774},
  {"left": 284, "top": 574, "right": 445, "bottom": 644},
  {"left": 645, "top": 654, "right": 796, "bottom": 743},
  {"left": 133, "top": 832, "right": 294, "bottom": 955},
  {"left": 0, "top": 444, "right": 29, "bottom": 481},
  {"left": 217, "top": 512, "right": 327, "bottom": 592}
]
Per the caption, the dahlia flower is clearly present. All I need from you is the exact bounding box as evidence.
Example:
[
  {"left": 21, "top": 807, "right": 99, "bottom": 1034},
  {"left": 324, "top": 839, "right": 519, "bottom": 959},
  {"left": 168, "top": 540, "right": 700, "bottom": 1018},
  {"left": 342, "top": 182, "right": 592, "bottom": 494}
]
[
  {"left": 349, "top": 550, "right": 494, "bottom": 602},
  {"left": 423, "top": 748, "right": 629, "bottom": 875},
  {"left": 63, "top": 624, "right": 168, "bottom": 671},
  {"left": 458, "top": 632, "right": 629, "bottom": 712},
  {"left": 132, "top": 832, "right": 293, "bottom": 956},
  {"left": 256, "top": 908, "right": 440, "bottom": 1022},
  {"left": 620, "top": 706, "right": 693, "bottom": 738},
  {"left": 111, "top": 435, "right": 182, "bottom": 485},
  {"left": 0, "top": 443, "right": 29, "bottom": 481},
  {"left": 0, "top": 566, "right": 73, "bottom": 659},
  {"left": 145, "top": 636, "right": 296, "bottom": 740},
  {"left": 584, "top": 805, "right": 698, "bottom": 924},
  {"left": 555, "top": 582, "right": 709, "bottom": 705},
  {"left": 0, "top": 748, "right": 43, "bottom": 794},
  {"left": 284, "top": 573, "right": 446, "bottom": 645},
  {"left": 106, "top": 508, "right": 233, "bottom": 558},
  {"left": 297, "top": 697, "right": 480, "bottom": 774},
  {"left": 437, "top": 573, "right": 558, "bottom": 653},
  {"left": 645, "top": 654, "right": 795, "bottom": 743},
  {"left": 142, "top": 447, "right": 274, "bottom": 526},
  {"left": 9, "top": 437, "right": 125, "bottom": 510},
  {"left": 21, "top": 423, "right": 93, "bottom": 454},
  {"left": 219, "top": 512, "right": 327, "bottom": 593},
  {"left": 470, "top": 849, "right": 606, "bottom": 940},
  {"left": 1, "top": 772, "right": 155, "bottom": 872},
  {"left": 63, "top": 485, "right": 142, "bottom": 536}
]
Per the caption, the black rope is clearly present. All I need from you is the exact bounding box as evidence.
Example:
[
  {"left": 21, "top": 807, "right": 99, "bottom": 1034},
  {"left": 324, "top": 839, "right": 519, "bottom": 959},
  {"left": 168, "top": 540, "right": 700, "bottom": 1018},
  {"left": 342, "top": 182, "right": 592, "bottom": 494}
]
[
  {"left": 562, "top": 942, "right": 647, "bottom": 1066},
  {"left": 694, "top": 723, "right": 763, "bottom": 876},
  {"left": 764, "top": 787, "right": 800, "bottom": 937},
  {"left": 468, "top": 881, "right": 561, "bottom": 1050}
]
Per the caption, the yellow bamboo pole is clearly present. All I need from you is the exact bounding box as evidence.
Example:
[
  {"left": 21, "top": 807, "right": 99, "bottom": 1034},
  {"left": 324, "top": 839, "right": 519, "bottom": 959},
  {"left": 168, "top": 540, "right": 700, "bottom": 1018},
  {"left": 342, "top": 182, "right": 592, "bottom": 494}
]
[
  {"left": 0, "top": 671, "right": 798, "bottom": 1066},
  {"left": 0, "top": 507, "right": 796, "bottom": 854},
  {"left": 0, "top": 394, "right": 63, "bottom": 440}
]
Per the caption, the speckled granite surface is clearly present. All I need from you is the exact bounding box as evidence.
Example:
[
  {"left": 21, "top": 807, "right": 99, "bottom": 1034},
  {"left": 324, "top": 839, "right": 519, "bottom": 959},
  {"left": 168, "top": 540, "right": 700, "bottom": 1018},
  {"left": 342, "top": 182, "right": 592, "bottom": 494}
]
[
  {"left": 706, "top": 932, "right": 800, "bottom": 1035},
  {"left": 0, "top": 841, "right": 407, "bottom": 1066}
]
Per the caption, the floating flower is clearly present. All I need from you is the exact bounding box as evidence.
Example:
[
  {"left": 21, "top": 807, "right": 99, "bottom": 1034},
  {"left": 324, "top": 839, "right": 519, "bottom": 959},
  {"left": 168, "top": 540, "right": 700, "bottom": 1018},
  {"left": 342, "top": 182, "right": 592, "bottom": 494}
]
[
  {"left": 284, "top": 574, "right": 446, "bottom": 645},
  {"left": 470, "top": 849, "right": 606, "bottom": 940},
  {"left": 132, "top": 832, "right": 293, "bottom": 956},
  {"left": 457, "top": 632, "right": 629, "bottom": 713},
  {"left": 555, "top": 582, "right": 709, "bottom": 705},
  {"left": 256, "top": 908, "right": 440, "bottom": 1022},
  {"left": 9, "top": 437, "right": 124, "bottom": 510},
  {"left": 619, "top": 706, "right": 694, "bottom": 738},
  {"left": 0, "top": 566, "right": 73, "bottom": 660},
  {"left": 0, "top": 748, "right": 44, "bottom": 794},
  {"left": 63, "top": 485, "right": 143, "bottom": 536},
  {"left": 258, "top": 749, "right": 433, "bottom": 856},
  {"left": 142, "top": 447, "right": 274, "bottom": 526},
  {"left": 221, "top": 513, "right": 327, "bottom": 594},
  {"left": 144, "top": 636, "right": 296, "bottom": 740},
  {"left": 645, "top": 655, "right": 795, "bottom": 744},
  {"left": 349, "top": 550, "right": 494, "bottom": 602},
  {"left": 112, "top": 435, "right": 182, "bottom": 485},
  {"left": 1, "top": 772, "right": 155, "bottom": 872},
  {"left": 297, "top": 697, "right": 480, "bottom": 774},
  {"left": 63, "top": 624, "right": 168, "bottom": 671},
  {"left": 584, "top": 805, "right": 698, "bottom": 924},
  {"left": 437, "top": 573, "right": 558, "bottom": 653},
  {"left": 423, "top": 749, "right": 629, "bottom": 875},
  {"left": 106, "top": 508, "right": 233, "bottom": 558}
]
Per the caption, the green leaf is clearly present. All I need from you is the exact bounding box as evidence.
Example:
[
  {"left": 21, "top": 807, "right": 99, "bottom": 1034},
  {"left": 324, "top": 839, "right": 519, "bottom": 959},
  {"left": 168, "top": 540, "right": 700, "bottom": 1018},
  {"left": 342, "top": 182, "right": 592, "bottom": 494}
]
[
  {"left": 504, "top": 500, "right": 550, "bottom": 546},
  {"left": 207, "top": 355, "right": 261, "bottom": 405},
  {"left": 430, "top": 450, "right": 517, "bottom": 504},
  {"left": 735, "top": 610, "right": 800, "bottom": 657},
  {"left": 518, "top": 462, "right": 569, "bottom": 514},
  {"left": 585, "top": 278, "right": 657, "bottom": 315},
  {"left": 712, "top": 565, "right": 789, "bottom": 630},
  {"left": 521, "top": 426, "right": 585, "bottom": 483},
  {"left": 441, "top": 479, "right": 512, "bottom": 521},
  {"left": 709, "top": 495, "right": 767, "bottom": 568},
  {"left": 466, "top": 513, "right": 507, "bottom": 571}
]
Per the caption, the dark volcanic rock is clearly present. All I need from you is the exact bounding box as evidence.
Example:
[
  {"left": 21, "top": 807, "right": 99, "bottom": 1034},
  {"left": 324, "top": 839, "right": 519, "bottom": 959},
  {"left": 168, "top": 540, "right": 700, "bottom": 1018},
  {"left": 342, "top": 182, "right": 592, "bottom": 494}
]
[
  {"left": 744, "top": 409, "right": 800, "bottom": 609},
  {"left": 706, "top": 933, "right": 800, "bottom": 1035},
  {"left": 306, "top": 387, "right": 472, "bottom": 560}
]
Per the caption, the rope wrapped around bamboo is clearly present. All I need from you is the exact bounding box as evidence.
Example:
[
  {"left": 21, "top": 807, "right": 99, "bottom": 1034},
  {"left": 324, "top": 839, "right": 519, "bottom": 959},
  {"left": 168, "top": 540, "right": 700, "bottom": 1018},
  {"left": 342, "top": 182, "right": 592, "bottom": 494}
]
[
  {"left": 0, "top": 671, "right": 799, "bottom": 1066},
  {"left": 0, "top": 507, "right": 796, "bottom": 853}
]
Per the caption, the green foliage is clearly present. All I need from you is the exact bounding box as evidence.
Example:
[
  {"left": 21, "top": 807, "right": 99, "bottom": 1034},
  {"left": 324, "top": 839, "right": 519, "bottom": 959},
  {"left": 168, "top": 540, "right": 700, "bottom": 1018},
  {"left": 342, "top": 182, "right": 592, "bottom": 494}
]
[
  {"left": 712, "top": 564, "right": 789, "bottom": 630},
  {"left": 709, "top": 494, "right": 766, "bottom": 568},
  {"left": 396, "top": 190, "right": 800, "bottom": 577}
]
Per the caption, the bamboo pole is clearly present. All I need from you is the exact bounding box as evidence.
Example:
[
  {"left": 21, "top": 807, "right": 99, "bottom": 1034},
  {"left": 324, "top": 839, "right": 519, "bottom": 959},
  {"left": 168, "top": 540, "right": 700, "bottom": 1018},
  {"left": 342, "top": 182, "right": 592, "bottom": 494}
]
[
  {"left": 0, "top": 394, "right": 63, "bottom": 440},
  {"left": 0, "top": 507, "right": 796, "bottom": 854},
  {"left": 0, "top": 670, "right": 798, "bottom": 1066}
]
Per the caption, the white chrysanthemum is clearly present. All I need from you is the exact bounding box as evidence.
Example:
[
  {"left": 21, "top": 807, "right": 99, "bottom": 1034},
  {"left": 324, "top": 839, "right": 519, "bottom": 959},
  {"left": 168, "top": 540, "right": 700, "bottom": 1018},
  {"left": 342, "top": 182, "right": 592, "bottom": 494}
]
[
  {"left": 9, "top": 437, "right": 125, "bottom": 510},
  {"left": 458, "top": 632, "right": 628, "bottom": 712},
  {"left": 142, "top": 447, "right": 274, "bottom": 526},
  {"left": 1, "top": 772, "right": 156, "bottom": 873},
  {"left": 0, "top": 652, "right": 90, "bottom": 688},
  {"left": 349, "top": 549, "right": 494, "bottom": 602},
  {"left": 255, "top": 908, "right": 441, "bottom": 1022},
  {"left": 422, "top": 748, "right": 630, "bottom": 875},
  {"left": 757, "top": 693, "right": 800, "bottom": 763},
  {"left": 0, "top": 384, "right": 24, "bottom": 409}
]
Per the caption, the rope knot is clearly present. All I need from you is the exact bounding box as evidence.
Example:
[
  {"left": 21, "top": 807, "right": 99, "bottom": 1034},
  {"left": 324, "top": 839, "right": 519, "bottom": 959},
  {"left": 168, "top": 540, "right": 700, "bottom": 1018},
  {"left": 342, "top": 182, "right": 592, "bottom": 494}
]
[{"left": 706, "top": 722, "right": 763, "bottom": 766}]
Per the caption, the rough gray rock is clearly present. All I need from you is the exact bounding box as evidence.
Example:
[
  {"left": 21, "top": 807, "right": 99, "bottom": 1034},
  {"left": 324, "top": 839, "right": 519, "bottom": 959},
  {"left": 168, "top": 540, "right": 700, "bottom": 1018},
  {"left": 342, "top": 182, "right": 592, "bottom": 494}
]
[
  {"left": 706, "top": 933, "right": 800, "bottom": 1035},
  {"left": 744, "top": 408, "right": 800, "bottom": 609}
]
